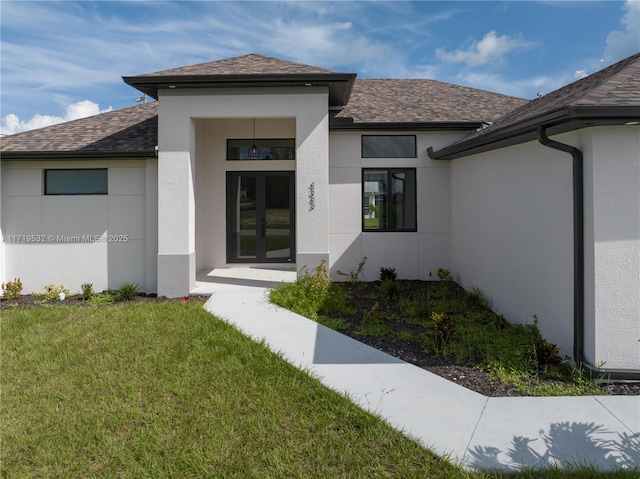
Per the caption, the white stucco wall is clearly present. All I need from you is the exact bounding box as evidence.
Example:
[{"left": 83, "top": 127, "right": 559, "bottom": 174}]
[
  {"left": 0, "top": 159, "right": 157, "bottom": 295},
  {"left": 328, "top": 130, "right": 466, "bottom": 281},
  {"left": 157, "top": 87, "right": 329, "bottom": 296},
  {"left": 583, "top": 126, "right": 640, "bottom": 371},
  {"left": 449, "top": 136, "right": 575, "bottom": 356}
]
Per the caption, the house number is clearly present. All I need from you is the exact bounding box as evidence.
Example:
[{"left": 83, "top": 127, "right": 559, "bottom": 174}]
[{"left": 308, "top": 182, "right": 315, "bottom": 211}]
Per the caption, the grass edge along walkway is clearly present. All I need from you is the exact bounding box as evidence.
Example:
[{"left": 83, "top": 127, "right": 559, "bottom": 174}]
[{"left": 1, "top": 301, "right": 636, "bottom": 478}]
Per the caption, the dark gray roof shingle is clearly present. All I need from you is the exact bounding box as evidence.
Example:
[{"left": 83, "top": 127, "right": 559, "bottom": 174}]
[
  {"left": 336, "top": 79, "right": 526, "bottom": 124},
  {"left": 439, "top": 51, "right": 640, "bottom": 152},
  {"left": 1, "top": 102, "right": 158, "bottom": 156},
  {"left": 135, "top": 53, "right": 339, "bottom": 77}
]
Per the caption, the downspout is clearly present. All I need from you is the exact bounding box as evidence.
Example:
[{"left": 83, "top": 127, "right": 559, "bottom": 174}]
[{"left": 536, "top": 126, "right": 640, "bottom": 381}]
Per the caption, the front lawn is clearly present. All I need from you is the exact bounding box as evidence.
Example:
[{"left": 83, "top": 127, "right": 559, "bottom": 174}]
[{"left": 1, "top": 301, "right": 469, "bottom": 478}]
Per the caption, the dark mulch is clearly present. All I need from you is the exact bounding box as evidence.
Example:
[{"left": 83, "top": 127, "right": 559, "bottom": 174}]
[
  {"left": 322, "top": 281, "right": 640, "bottom": 397},
  {"left": 2, "top": 286, "right": 638, "bottom": 397}
]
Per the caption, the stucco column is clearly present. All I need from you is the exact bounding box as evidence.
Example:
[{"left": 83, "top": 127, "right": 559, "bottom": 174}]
[
  {"left": 295, "top": 106, "right": 330, "bottom": 275},
  {"left": 157, "top": 109, "right": 196, "bottom": 297}
]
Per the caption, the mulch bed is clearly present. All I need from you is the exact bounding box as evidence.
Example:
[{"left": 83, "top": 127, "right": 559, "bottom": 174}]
[
  {"left": 323, "top": 281, "right": 640, "bottom": 397},
  {"left": 2, "top": 286, "right": 638, "bottom": 397}
]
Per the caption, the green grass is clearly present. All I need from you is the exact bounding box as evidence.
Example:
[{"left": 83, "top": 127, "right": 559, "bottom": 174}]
[
  {"left": 2, "top": 302, "right": 637, "bottom": 478},
  {"left": 2, "top": 301, "right": 465, "bottom": 478}
]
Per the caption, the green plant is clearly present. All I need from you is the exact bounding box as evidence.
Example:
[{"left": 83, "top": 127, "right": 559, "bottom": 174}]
[
  {"left": 465, "top": 286, "right": 491, "bottom": 310},
  {"left": 355, "top": 302, "right": 390, "bottom": 336},
  {"left": 379, "top": 279, "right": 401, "bottom": 301},
  {"left": 379, "top": 267, "right": 397, "bottom": 282},
  {"left": 1, "top": 278, "right": 23, "bottom": 300},
  {"left": 429, "top": 311, "right": 454, "bottom": 341},
  {"left": 39, "top": 284, "right": 70, "bottom": 301},
  {"left": 117, "top": 282, "right": 139, "bottom": 301},
  {"left": 269, "top": 260, "right": 347, "bottom": 320},
  {"left": 80, "top": 283, "right": 94, "bottom": 301},
  {"left": 525, "top": 336, "right": 562, "bottom": 370},
  {"left": 88, "top": 290, "right": 116, "bottom": 305},
  {"left": 436, "top": 268, "right": 452, "bottom": 281},
  {"left": 337, "top": 256, "right": 367, "bottom": 283}
]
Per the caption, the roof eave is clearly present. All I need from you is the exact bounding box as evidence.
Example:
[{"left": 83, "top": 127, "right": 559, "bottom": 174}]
[
  {"left": 428, "top": 105, "right": 640, "bottom": 160},
  {"left": 123, "top": 73, "right": 357, "bottom": 107},
  {"left": 1, "top": 150, "right": 156, "bottom": 160},
  {"left": 330, "top": 121, "right": 482, "bottom": 131}
]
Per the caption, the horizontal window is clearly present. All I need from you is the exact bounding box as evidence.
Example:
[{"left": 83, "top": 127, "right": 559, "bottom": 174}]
[
  {"left": 363, "top": 169, "right": 416, "bottom": 232},
  {"left": 44, "top": 169, "right": 108, "bottom": 195},
  {"left": 227, "top": 139, "right": 295, "bottom": 160},
  {"left": 362, "top": 135, "right": 416, "bottom": 158}
]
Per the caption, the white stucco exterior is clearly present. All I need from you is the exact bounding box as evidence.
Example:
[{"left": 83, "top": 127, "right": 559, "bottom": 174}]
[
  {"left": 156, "top": 87, "right": 330, "bottom": 297},
  {"left": 1, "top": 159, "right": 157, "bottom": 294},
  {"left": 582, "top": 126, "right": 640, "bottom": 370},
  {"left": 328, "top": 130, "right": 465, "bottom": 281},
  {"left": 449, "top": 135, "right": 575, "bottom": 355},
  {"left": 450, "top": 127, "right": 640, "bottom": 370}
]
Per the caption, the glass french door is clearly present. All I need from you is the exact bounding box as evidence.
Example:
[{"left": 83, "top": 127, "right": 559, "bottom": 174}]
[{"left": 227, "top": 172, "right": 295, "bottom": 263}]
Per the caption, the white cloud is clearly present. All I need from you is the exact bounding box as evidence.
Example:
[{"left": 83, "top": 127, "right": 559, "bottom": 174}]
[
  {"left": 436, "top": 30, "right": 533, "bottom": 67},
  {"left": 574, "top": 70, "right": 588, "bottom": 80},
  {"left": 602, "top": 0, "right": 640, "bottom": 66},
  {"left": 1, "top": 100, "right": 112, "bottom": 136}
]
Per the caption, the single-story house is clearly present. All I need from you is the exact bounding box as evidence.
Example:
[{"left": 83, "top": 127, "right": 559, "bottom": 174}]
[{"left": 1, "top": 52, "right": 638, "bottom": 377}]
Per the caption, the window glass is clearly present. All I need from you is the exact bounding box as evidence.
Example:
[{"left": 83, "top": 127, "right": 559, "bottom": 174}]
[
  {"left": 44, "top": 169, "right": 108, "bottom": 195},
  {"left": 363, "top": 169, "right": 416, "bottom": 231},
  {"left": 362, "top": 135, "right": 416, "bottom": 158},
  {"left": 227, "top": 139, "right": 295, "bottom": 160}
]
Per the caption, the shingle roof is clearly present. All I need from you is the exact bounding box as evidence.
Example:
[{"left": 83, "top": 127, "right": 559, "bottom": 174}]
[
  {"left": 136, "top": 53, "right": 339, "bottom": 76},
  {"left": 1, "top": 102, "right": 158, "bottom": 158},
  {"left": 431, "top": 52, "right": 640, "bottom": 158},
  {"left": 336, "top": 79, "right": 526, "bottom": 124}
]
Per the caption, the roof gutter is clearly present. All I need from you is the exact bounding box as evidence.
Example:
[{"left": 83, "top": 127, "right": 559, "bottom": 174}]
[{"left": 536, "top": 125, "right": 640, "bottom": 381}]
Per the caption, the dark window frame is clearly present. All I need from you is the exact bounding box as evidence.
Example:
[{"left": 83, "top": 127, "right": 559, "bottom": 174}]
[
  {"left": 361, "top": 135, "right": 417, "bottom": 158},
  {"left": 227, "top": 138, "right": 296, "bottom": 161},
  {"left": 44, "top": 168, "right": 108, "bottom": 195},
  {"left": 362, "top": 168, "right": 417, "bottom": 232}
]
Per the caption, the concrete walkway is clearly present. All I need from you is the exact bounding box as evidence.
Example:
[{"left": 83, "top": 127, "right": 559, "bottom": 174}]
[{"left": 194, "top": 274, "right": 639, "bottom": 473}]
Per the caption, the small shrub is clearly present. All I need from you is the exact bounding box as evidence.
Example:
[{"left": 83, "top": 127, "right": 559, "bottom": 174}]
[
  {"left": 379, "top": 267, "right": 397, "bottom": 282},
  {"left": 1, "top": 278, "right": 23, "bottom": 300},
  {"left": 81, "top": 283, "right": 94, "bottom": 301},
  {"left": 436, "top": 268, "right": 452, "bottom": 281},
  {"left": 88, "top": 291, "right": 116, "bottom": 305},
  {"left": 337, "top": 256, "right": 367, "bottom": 283},
  {"left": 39, "top": 284, "right": 70, "bottom": 301},
  {"left": 379, "top": 279, "right": 401, "bottom": 301},
  {"left": 430, "top": 311, "right": 454, "bottom": 338},
  {"left": 525, "top": 336, "right": 562, "bottom": 370},
  {"left": 118, "top": 282, "right": 139, "bottom": 301}
]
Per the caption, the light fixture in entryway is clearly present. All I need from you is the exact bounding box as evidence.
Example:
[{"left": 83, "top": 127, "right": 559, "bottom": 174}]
[{"left": 251, "top": 118, "right": 258, "bottom": 160}]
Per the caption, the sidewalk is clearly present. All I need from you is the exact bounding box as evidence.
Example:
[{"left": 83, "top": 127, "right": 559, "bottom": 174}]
[{"left": 196, "top": 277, "right": 639, "bottom": 473}]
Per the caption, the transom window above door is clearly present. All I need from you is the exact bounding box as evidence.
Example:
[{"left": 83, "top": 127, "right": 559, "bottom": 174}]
[{"left": 227, "top": 139, "right": 296, "bottom": 160}]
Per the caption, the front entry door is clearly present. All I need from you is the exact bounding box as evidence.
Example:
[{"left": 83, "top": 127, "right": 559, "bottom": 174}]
[{"left": 227, "top": 172, "right": 295, "bottom": 263}]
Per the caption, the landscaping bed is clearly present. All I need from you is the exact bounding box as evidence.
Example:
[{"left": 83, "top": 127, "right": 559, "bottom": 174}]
[{"left": 269, "top": 268, "right": 640, "bottom": 397}]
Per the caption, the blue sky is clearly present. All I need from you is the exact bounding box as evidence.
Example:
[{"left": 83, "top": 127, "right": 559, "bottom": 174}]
[{"left": 1, "top": 1, "right": 639, "bottom": 135}]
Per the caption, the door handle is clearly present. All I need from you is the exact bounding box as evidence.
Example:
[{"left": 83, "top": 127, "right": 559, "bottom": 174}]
[{"left": 261, "top": 218, "right": 266, "bottom": 238}]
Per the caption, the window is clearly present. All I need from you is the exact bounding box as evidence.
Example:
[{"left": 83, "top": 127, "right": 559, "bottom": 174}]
[
  {"left": 363, "top": 169, "right": 416, "bottom": 231},
  {"left": 44, "top": 169, "right": 108, "bottom": 195},
  {"left": 362, "top": 135, "right": 416, "bottom": 158},
  {"left": 227, "top": 139, "right": 295, "bottom": 160}
]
